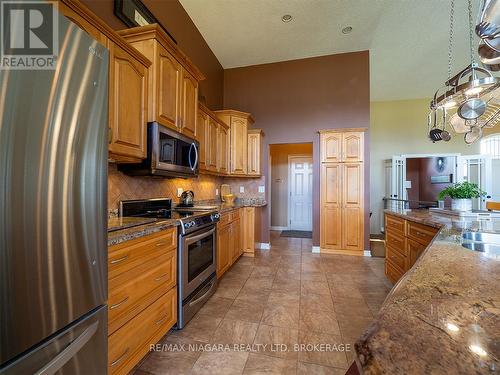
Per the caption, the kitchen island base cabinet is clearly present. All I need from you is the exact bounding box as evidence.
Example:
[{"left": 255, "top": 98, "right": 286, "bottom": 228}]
[
  {"left": 384, "top": 212, "right": 439, "bottom": 283},
  {"left": 108, "top": 228, "right": 177, "bottom": 375}
]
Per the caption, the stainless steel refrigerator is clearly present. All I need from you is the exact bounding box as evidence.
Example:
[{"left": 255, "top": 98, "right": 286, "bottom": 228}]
[{"left": 0, "top": 6, "right": 108, "bottom": 375}]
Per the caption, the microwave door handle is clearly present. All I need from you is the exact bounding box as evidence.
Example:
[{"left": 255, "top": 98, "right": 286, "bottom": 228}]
[
  {"left": 188, "top": 143, "right": 194, "bottom": 170},
  {"left": 192, "top": 143, "right": 198, "bottom": 170}
]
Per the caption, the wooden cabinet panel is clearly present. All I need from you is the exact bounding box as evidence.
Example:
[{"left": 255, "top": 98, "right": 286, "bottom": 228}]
[
  {"left": 385, "top": 259, "right": 404, "bottom": 284},
  {"left": 386, "top": 245, "right": 406, "bottom": 271},
  {"left": 230, "top": 117, "right": 248, "bottom": 174},
  {"left": 385, "top": 214, "right": 405, "bottom": 236},
  {"left": 343, "top": 132, "right": 364, "bottom": 162},
  {"left": 407, "top": 238, "right": 427, "bottom": 269},
  {"left": 207, "top": 118, "right": 218, "bottom": 171},
  {"left": 108, "top": 249, "right": 176, "bottom": 335},
  {"left": 386, "top": 230, "right": 406, "bottom": 256},
  {"left": 322, "top": 164, "right": 342, "bottom": 204},
  {"left": 108, "top": 288, "right": 176, "bottom": 375},
  {"left": 343, "top": 163, "right": 362, "bottom": 206},
  {"left": 197, "top": 109, "right": 208, "bottom": 170},
  {"left": 180, "top": 69, "right": 198, "bottom": 139},
  {"left": 407, "top": 221, "right": 438, "bottom": 246},
  {"left": 231, "top": 219, "right": 242, "bottom": 263},
  {"left": 218, "top": 125, "right": 229, "bottom": 175},
  {"left": 58, "top": 2, "right": 107, "bottom": 44},
  {"left": 321, "top": 204, "right": 342, "bottom": 249},
  {"left": 108, "top": 41, "right": 148, "bottom": 160},
  {"left": 156, "top": 47, "right": 180, "bottom": 130},
  {"left": 342, "top": 207, "right": 363, "bottom": 250},
  {"left": 217, "top": 223, "right": 231, "bottom": 277},
  {"left": 242, "top": 207, "right": 255, "bottom": 255},
  {"left": 247, "top": 130, "right": 262, "bottom": 175},
  {"left": 321, "top": 133, "right": 342, "bottom": 162}
]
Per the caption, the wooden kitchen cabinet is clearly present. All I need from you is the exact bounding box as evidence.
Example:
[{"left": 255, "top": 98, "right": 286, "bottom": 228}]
[
  {"left": 217, "top": 208, "right": 248, "bottom": 278},
  {"left": 384, "top": 213, "right": 439, "bottom": 283},
  {"left": 60, "top": 0, "right": 152, "bottom": 163},
  {"left": 199, "top": 103, "right": 230, "bottom": 174},
  {"left": 119, "top": 24, "right": 205, "bottom": 140},
  {"left": 247, "top": 129, "right": 263, "bottom": 176},
  {"left": 197, "top": 109, "right": 208, "bottom": 170},
  {"left": 216, "top": 218, "right": 232, "bottom": 277},
  {"left": 320, "top": 129, "right": 366, "bottom": 255},
  {"left": 218, "top": 123, "right": 230, "bottom": 175},
  {"left": 215, "top": 110, "right": 254, "bottom": 175},
  {"left": 207, "top": 118, "right": 219, "bottom": 172},
  {"left": 108, "top": 228, "right": 177, "bottom": 375},
  {"left": 108, "top": 41, "right": 149, "bottom": 161},
  {"left": 231, "top": 218, "right": 242, "bottom": 263},
  {"left": 320, "top": 130, "right": 364, "bottom": 163},
  {"left": 242, "top": 207, "right": 255, "bottom": 256}
]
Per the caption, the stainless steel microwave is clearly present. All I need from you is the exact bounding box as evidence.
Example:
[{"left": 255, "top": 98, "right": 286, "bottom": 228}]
[{"left": 118, "top": 122, "right": 199, "bottom": 178}]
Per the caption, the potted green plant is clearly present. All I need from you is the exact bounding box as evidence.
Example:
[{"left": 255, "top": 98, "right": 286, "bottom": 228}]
[{"left": 437, "top": 182, "right": 486, "bottom": 211}]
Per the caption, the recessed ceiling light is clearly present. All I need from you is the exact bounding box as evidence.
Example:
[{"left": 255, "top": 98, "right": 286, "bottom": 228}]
[
  {"left": 281, "top": 14, "right": 293, "bottom": 23},
  {"left": 342, "top": 26, "right": 353, "bottom": 34}
]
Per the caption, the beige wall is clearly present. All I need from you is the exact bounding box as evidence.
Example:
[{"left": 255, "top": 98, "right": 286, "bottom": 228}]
[
  {"left": 269, "top": 143, "right": 313, "bottom": 228},
  {"left": 370, "top": 98, "right": 482, "bottom": 234}
]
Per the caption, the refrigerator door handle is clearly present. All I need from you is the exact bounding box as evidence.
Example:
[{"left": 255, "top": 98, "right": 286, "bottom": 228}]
[{"left": 34, "top": 321, "right": 99, "bottom": 375}]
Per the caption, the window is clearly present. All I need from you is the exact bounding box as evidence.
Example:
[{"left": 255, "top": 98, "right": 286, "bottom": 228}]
[{"left": 480, "top": 134, "right": 500, "bottom": 159}]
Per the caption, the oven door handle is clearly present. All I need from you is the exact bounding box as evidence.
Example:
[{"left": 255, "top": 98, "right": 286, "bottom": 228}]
[
  {"left": 185, "top": 227, "right": 215, "bottom": 244},
  {"left": 188, "top": 279, "right": 216, "bottom": 307}
]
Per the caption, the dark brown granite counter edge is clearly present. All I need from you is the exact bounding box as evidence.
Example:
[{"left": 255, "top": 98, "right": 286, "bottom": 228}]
[
  {"left": 383, "top": 208, "right": 445, "bottom": 229},
  {"left": 108, "top": 219, "right": 179, "bottom": 247}
]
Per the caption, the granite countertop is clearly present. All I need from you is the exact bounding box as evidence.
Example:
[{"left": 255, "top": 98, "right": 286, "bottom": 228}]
[
  {"left": 355, "top": 209, "right": 500, "bottom": 374},
  {"left": 108, "top": 219, "right": 179, "bottom": 247}
]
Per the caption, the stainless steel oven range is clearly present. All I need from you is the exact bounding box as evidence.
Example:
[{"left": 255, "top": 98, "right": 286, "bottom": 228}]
[{"left": 119, "top": 198, "right": 220, "bottom": 329}]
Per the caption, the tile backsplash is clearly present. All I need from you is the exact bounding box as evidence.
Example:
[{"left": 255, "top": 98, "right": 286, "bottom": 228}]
[{"left": 108, "top": 164, "right": 266, "bottom": 211}]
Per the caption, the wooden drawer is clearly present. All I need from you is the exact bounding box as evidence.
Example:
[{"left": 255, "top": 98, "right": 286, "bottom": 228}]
[
  {"left": 108, "top": 288, "right": 176, "bottom": 375},
  {"left": 219, "top": 211, "right": 231, "bottom": 227},
  {"left": 386, "top": 245, "right": 406, "bottom": 271},
  {"left": 385, "top": 214, "right": 405, "bottom": 235},
  {"left": 385, "top": 230, "right": 406, "bottom": 256},
  {"left": 108, "top": 228, "right": 177, "bottom": 279},
  {"left": 230, "top": 208, "right": 241, "bottom": 221},
  {"left": 385, "top": 259, "right": 404, "bottom": 284},
  {"left": 406, "top": 221, "right": 438, "bottom": 246},
  {"left": 108, "top": 249, "right": 176, "bottom": 334}
]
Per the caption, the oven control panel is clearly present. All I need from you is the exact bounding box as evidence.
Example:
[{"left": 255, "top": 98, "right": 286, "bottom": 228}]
[{"left": 180, "top": 211, "right": 220, "bottom": 234}]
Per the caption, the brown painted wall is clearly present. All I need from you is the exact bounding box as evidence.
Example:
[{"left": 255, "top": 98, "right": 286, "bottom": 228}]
[
  {"left": 223, "top": 51, "right": 370, "bottom": 247},
  {"left": 80, "top": 0, "right": 224, "bottom": 109}
]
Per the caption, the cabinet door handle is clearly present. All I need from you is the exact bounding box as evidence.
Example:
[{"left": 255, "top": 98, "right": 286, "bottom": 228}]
[
  {"left": 111, "top": 348, "right": 129, "bottom": 367},
  {"left": 110, "top": 296, "right": 129, "bottom": 310},
  {"left": 110, "top": 255, "right": 128, "bottom": 264},
  {"left": 154, "top": 273, "right": 168, "bottom": 282},
  {"left": 155, "top": 314, "right": 169, "bottom": 326},
  {"left": 156, "top": 240, "right": 170, "bottom": 247}
]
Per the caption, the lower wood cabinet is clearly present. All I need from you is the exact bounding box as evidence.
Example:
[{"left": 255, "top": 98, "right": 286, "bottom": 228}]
[
  {"left": 384, "top": 213, "right": 439, "bottom": 284},
  {"left": 108, "top": 228, "right": 177, "bottom": 375},
  {"left": 217, "top": 208, "right": 245, "bottom": 278},
  {"left": 242, "top": 207, "right": 255, "bottom": 256}
]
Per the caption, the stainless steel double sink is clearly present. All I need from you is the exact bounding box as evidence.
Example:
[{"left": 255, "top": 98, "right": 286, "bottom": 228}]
[{"left": 461, "top": 232, "right": 500, "bottom": 258}]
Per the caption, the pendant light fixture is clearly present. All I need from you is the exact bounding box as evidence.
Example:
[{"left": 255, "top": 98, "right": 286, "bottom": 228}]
[{"left": 428, "top": 0, "right": 500, "bottom": 144}]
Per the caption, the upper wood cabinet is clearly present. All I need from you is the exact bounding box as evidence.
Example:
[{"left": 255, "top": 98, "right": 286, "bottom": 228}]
[
  {"left": 108, "top": 41, "right": 148, "bottom": 160},
  {"left": 218, "top": 123, "right": 229, "bottom": 175},
  {"left": 207, "top": 118, "right": 219, "bottom": 172},
  {"left": 59, "top": 0, "right": 152, "bottom": 163},
  {"left": 320, "top": 130, "right": 364, "bottom": 163},
  {"left": 199, "top": 103, "right": 229, "bottom": 174},
  {"left": 215, "top": 110, "right": 254, "bottom": 175},
  {"left": 248, "top": 129, "right": 263, "bottom": 176},
  {"left": 196, "top": 109, "right": 208, "bottom": 170},
  {"left": 118, "top": 24, "right": 205, "bottom": 140}
]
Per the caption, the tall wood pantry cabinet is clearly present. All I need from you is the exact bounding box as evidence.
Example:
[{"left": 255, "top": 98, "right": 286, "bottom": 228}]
[{"left": 320, "top": 129, "right": 365, "bottom": 255}]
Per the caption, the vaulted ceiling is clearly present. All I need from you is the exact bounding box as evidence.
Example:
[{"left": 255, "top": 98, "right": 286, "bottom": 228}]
[{"left": 179, "top": 0, "right": 482, "bottom": 101}]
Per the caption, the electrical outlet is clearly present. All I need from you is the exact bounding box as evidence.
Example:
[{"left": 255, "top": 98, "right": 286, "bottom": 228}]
[
  {"left": 215, "top": 188, "right": 219, "bottom": 196},
  {"left": 239, "top": 186, "right": 245, "bottom": 193},
  {"left": 258, "top": 185, "right": 265, "bottom": 193},
  {"left": 177, "top": 188, "right": 183, "bottom": 197}
]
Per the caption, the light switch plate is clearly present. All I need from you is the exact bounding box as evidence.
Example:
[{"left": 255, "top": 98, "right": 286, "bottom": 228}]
[
  {"left": 177, "top": 188, "right": 183, "bottom": 197},
  {"left": 239, "top": 186, "right": 245, "bottom": 193},
  {"left": 215, "top": 188, "right": 219, "bottom": 196},
  {"left": 258, "top": 185, "right": 265, "bottom": 193}
]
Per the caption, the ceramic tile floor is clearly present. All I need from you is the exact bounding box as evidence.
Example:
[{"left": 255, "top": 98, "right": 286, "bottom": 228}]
[{"left": 133, "top": 231, "right": 392, "bottom": 375}]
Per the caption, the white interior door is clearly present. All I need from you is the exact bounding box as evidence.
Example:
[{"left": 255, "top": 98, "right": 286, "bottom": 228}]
[
  {"left": 288, "top": 156, "right": 313, "bottom": 231},
  {"left": 456, "top": 155, "right": 492, "bottom": 210},
  {"left": 391, "top": 156, "right": 406, "bottom": 210}
]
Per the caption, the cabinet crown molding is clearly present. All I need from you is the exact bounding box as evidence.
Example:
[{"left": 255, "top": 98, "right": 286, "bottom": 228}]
[
  {"left": 318, "top": 127, "right": 368, "bottom": 134},
  {"left": 118, "top": 23, "right": 205, "bottom": 81},
  {"left": 214, "top": 109, "right": 255, "bottom": 124}
]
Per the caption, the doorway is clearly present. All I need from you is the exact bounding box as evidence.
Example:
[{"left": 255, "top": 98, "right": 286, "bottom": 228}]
[
  {"left": 288, "top": 155, "right": 313, "bottom": 231},
  {"left": 269, "top": 143, "right": 313, "bottom": 234}
]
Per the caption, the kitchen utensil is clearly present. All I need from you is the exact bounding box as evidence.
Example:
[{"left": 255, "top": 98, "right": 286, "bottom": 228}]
[
  {"left": 464, "top": 126, "right": 483, "bottom": 144},
  {"left": 180, "top": 190, "right": 194, "bottom": 206},
  {"left": 476, "top": 0, "right": 500, "bottom": 39},
  {"left": 458, "top": 97, "right": 487, "bottom": 119},
  {"left": 479, "top": 42, "right": 500, "bottom": 71},
  {"left": 429, "top": 128, "right": 444, "bottom": 142},
  {"left": 449, "top": 113, "right": 473, "bottom": 133}
]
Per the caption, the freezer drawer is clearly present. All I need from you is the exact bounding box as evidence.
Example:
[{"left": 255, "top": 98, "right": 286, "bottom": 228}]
[{"left": 0, "top": 306, "right": 107, "bottom": 375}]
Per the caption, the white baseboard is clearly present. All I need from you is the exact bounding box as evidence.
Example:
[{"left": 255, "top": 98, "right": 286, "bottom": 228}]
[
  {"left": 311, "top": 246, "right": 321, "bottom": 253},
  {"left": 270, "top": 226, "right": 288, "bottom": 231},
  {"left": 256, "top": 242, "right": 270, "bottom": 250},
  {"left": 363, "top": 250, "right": 372, "bottom": 257}
]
